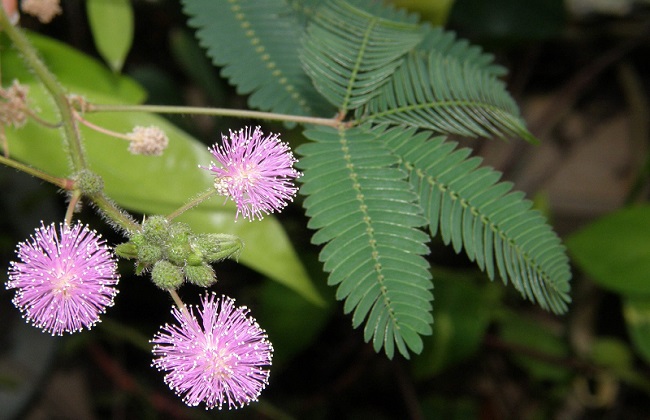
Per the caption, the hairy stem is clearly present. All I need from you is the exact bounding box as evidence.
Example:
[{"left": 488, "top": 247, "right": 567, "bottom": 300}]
[
  {"left": 0, "top": 7, "right": 87, "bottom": 171},
  {"left": 85, "top": 103, "right": 342, "bottom": 128},
  {"left": 166, "top": 187, "right": 218, "bottom": 221},
  {"left": 0, "top": 154, "right": 71, "bottom": 188}
]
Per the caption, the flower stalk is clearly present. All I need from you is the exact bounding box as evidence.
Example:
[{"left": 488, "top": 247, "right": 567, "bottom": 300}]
[{"left": 0, "top": 6, "right": 87, "bottom": 171}]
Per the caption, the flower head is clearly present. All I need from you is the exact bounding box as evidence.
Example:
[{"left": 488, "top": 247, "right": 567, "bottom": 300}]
[
  {"left": 6, "top": 221, "right": 119, "bottom": 335},
  {"left": 0, "top": 80, "right": 29, "bottom": 128},
  {"left": 152, "top": 293, "right": 273, "bottom": 410},
  {"left": 203, "top": 126, "right": 302, "bottom": 221},
  {"left": 127, "top": 125, "right": 169, "bottom": 156},
  {"left": 21, "top": 0, "right": 61, "bottom": 23}
]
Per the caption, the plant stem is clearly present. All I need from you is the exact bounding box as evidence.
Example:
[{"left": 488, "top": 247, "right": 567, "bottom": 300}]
[
  {"left": 73, "top": 110, "right": 132, "bottom": 141},
  {"left": 168, "top": 289, "right": 187, "bottom": 312},
  {"left": 0, "top": 7, "right": 87, "bottom": 171},
  {"left": 166, "top": 187, "right": 218, "bottom": 221},
  {"left": 92, "top": 193, "right": 140, "bottom": 233},
  {"left": 85, "top": 103, "right": 342, "bottom": 128},
  {"left": 0, "top": 154, "right": 71, "bottom": 188},
  {"left": 65, "top": 190, "right": 82, "bottom": 224}
]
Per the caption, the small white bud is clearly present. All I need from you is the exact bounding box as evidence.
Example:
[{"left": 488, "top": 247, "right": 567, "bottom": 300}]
[{"left": 127, "top": 126, "right": 169, "bottom": 156}]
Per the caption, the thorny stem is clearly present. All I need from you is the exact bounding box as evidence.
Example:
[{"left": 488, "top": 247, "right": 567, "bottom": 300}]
[{"left": 84, "top": 102, "right": 343, "bottom": 128}]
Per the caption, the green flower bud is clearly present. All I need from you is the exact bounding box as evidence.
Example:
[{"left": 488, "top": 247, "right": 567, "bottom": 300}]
[
  {"left": 186, "top": 251, "right": 204, "bottom": 266},
  {"left": 73, "top": 169, "right": 104, "bottom": 196},
  {"left": 142, "top": 215, "right": 169, "bottom": 245},
  {"left": 169, "top": 222, "right": 192, "bottom": 240},
  {"left": 151, "top": 260, "right": 184, "bottom": 290},
  {"left": 184, "top": 263, "right": 217, "bottom": 287},
  {"left": 114, "top": 242, "right": 138, "bottom": 259},
  {"left": 137, "top": 243, "right": 163, "bottom": 265},
  {"left": 166, "top": 241, "right": 192, "bottom": 266},
  {"left": 191, "top": 233, "right": 243, "bottom": 263},
  {"left": 130, "top": 232, "right": 145, "bottom": 247}
]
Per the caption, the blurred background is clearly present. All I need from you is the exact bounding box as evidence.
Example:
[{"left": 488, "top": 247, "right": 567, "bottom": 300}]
[{"left": 1, "top": 0, "right": 650, "bottom": 418}]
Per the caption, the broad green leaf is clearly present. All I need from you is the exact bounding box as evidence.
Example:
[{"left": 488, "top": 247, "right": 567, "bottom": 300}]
[
  {"left": 1, "top": 31, "right": 322, "bottom": 305},
  {"left": 567, "top": 205, "right": 650, "bottom": 295},
  {"left": 623, "top": 295, "right": 650, "bottom": 365},
  {"left": 86, "top": 0, "right": 134, "bottom": 73}
]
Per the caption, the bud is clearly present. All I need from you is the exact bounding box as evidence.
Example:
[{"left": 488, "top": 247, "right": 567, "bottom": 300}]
[
  {"left": 151, "top": 260, "right": 184, "bottom": 290},
  {"left": 0, "top": 80, "right": 29, "bottom": 128},
  {"left": 114, "top": 242, "right": 138, "bottom": 259},
  {"left": 127, "top": 126, "right": 169, "bottom": 156},
  {"left": 184, "top": 263, "right": 217, "bottom": 287},
  {"left": 137, "top": 243, "right": 163, "bottom": 266},
  {"left": 142, "top": 216, "right": 169, "bottom": 245},
  {"left": 191, "top": 233, "right": 243, "bottom": 263},
  {"left": 73, "top": 169, "right": 104, "bottom": 196}
]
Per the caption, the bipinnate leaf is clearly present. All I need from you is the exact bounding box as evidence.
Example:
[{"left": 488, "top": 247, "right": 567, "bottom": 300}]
[
  {"left": 381, "top": 126, "right": 571, "bottom": 313},
  {"left": 301, "top": 0, "right": 424, "bottom": 112},
  {"left": 358, "top": 51, "right": 536, "bottom": 142},
  {"left": 182, "top": 0, "right": 331, "bottom": 118},
  {"left": 297, "top": 125, "right": 433, "bottom": 358}
]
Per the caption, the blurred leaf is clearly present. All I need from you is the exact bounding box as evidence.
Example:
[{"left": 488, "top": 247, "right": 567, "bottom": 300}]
[
  {"left": 498, "top": 312, "right": 571, "bottom": 381},
  {"left": 257, "top": 278, "right": 332, "bottom": 367},
  {"left": 420, "top": 396, "right": 478, "bottom": 420},
  {"left": 1, "top": 31, "right": 323, "bottom": 305},
  {"left": 86, "top": 0, "right": 134, "bottom": 73},
  {"left": 589, "top": 337, "right": 633, "bottom": 370},
  {"left": 623, "top": 295, "right": 650, "bottom": 365},
  {"left": 567, "top": 205, "right": 650, "bottom": 295},
  {"left": 392, "top": 0, "right": 455, "bottom": 25},
  {"left": 450, "top": 0, "right": 565, "bottom": 41},
  {"left": 169, "top": 28, "right": 225, "bottom": 105},
  {"left": 412, "top": 269, "right": 500, "bottom": 377}
]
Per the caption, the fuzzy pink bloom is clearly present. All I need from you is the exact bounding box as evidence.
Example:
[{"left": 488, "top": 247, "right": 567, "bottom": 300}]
[
  {"left": 204, "top": 126, "right": 302, "bottom": 221},
  {"left": 152, "top": 293, "right": 273, "bottom": 410},
  {"left": 6, "top": 222, "right": 119, "bottom": 335}
]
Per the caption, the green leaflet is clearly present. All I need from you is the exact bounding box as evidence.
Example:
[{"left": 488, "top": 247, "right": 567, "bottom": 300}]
[
  {"left": 182, "top": 0, "right": 332, "bottom": 118},
  {"left": 357, "top": 51, "right": 536, "bottom": 142},
  {"left": 416, "top": 26, "right": 507, "bottom": 77},
  {"left": 300, "top": 0, "right": 424, "bottom": 112},
  {"left": 297, "top": 126, "right": 432, "bottom": 359},
  {"left": 380, "top": 126, "right": 571, "bottom": 314}
]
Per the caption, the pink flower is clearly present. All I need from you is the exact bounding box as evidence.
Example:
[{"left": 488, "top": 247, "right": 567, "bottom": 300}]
[
  {"left": 152, "top": 293, "right": 273, "bottom": 410},
  {"left": 204, "top": 126, "right": 302, "bottom": 221},
  {"left": 6, "top": 222, "right": 119, "bottom": 335}
]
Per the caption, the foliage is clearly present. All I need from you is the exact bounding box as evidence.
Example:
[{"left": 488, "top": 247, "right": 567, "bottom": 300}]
[{"left": 182, "top": 0, "right": 571, "bottom": 358}]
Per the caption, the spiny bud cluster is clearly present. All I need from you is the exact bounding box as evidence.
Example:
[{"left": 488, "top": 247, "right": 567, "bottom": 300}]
[{"left": 115, "top": 215, "right": 242, "bottom": 290}]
